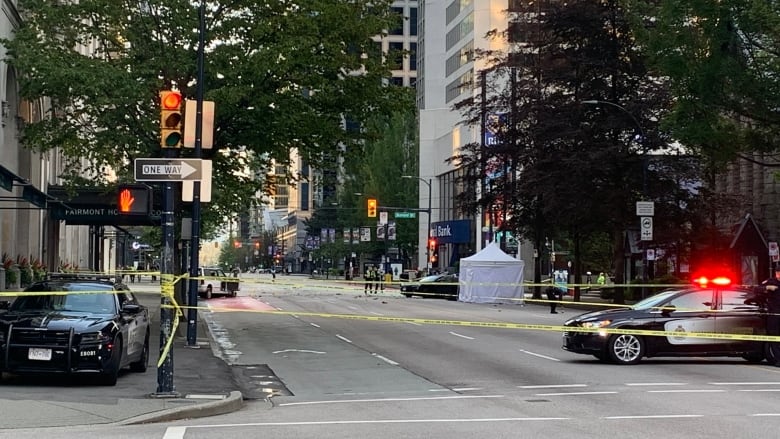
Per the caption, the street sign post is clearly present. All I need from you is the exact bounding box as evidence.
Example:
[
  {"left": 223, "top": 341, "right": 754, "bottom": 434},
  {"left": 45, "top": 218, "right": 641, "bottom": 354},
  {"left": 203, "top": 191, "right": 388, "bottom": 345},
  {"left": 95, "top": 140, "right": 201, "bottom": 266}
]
[
  {"left": 640, "top": 216, "right": 653, "bottom": 241},
  {"left": 134, "top": 158, "right": 205, "bottom": 181}
]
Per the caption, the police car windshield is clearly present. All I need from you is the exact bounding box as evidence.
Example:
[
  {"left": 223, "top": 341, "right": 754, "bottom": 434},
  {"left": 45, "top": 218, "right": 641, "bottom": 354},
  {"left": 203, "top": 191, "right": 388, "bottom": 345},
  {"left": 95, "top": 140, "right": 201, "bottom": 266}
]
[{"left": 631, "top": 290, "right": 681, "bottom": 310}]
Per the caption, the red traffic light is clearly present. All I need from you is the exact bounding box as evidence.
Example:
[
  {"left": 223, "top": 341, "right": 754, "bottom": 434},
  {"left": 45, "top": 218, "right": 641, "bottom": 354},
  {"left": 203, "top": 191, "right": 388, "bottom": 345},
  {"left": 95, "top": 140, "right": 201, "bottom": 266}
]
[
  {"left": 160, "top": 90, "right": 183, "bottom": 148},
  {"left": 428, "top": 238, "right": 437, "bottom": 249}
]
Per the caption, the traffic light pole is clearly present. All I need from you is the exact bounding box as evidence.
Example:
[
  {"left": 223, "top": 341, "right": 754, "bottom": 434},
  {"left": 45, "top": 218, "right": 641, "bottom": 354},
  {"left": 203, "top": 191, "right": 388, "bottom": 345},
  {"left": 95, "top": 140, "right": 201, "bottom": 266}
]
[
  {"left": 186, "top": 0, "right": 207, "bottom": 346},
  {"left": 156, "top": 148, "right": 177, "bottom": 395}
]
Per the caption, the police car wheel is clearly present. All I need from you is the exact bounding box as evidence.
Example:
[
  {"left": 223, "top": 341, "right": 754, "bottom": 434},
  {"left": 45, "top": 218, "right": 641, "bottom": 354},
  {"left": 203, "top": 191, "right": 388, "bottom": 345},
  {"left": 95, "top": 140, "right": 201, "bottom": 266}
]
[
  {"left": 607, "top": 334, "right": 644, "bottom": 365},
  {"left": 742, "top": 352, "right": 764, "bottom": 363},
  {"left": 766, "top": 343, "right": 780, "bottom": 365}
]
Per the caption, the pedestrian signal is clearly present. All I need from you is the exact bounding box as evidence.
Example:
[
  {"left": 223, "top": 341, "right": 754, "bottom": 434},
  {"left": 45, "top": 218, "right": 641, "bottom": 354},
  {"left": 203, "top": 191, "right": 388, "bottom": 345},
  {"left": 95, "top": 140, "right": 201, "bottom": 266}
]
[
  {"left": 160, "top": 90, "right": 183, "bottom": 148},
  {"left": 117, "top": 184, "right": 151, "bottom": 215}
]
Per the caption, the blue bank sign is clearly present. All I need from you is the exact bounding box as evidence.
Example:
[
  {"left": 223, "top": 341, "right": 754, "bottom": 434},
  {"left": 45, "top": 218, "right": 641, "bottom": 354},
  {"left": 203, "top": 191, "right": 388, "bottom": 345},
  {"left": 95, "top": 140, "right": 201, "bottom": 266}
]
[{"left": 430, "top": 220, "right": 471, "bottom": 244}]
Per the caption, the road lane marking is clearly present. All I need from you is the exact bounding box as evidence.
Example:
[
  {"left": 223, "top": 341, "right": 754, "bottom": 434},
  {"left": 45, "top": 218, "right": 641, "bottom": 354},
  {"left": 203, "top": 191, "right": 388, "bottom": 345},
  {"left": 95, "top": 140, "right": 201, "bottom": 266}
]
[
  {"left": 518, "top": 349, "right": 560, "bottom": 362},
  {"left": 449, "top": 331, "right": 474, "bottom": 340},
  {"left": 163, "top": 426, "right": 186, "bottom": 439},
  {"left": 709, "top": 382, "right": 780, "bottom": 386},
  {"left": 336, "top": 334, "right": 353, "bottom": 343},
  {"left": 182, "top": 417, "right": 569, "bottom": 428},
  {"left": 272, "top": 349, "right": 326, "bottom": 354},
  {"left": 647, "top": 389, "right": 726, "bottom": 393},
  {"left": 535, "top": 391, "right": 617, "bottom": 396},
  {"left": 310, "top": 322, "right": 321, "bottom": 328},
  {"left": 277, "top": 395, "right": 505, "bottom": 406},
  {"left": 372, "top": 353, "right": 399, "bottom": 365},
  {"left": 519, "top": 384, "right": 587, "bottom": 389},
  {"left": 604, "top": 415, "right": 702, "bottom": 420},
  {"left": 625, "top": 382, "right": 686, "bottom": 386}
]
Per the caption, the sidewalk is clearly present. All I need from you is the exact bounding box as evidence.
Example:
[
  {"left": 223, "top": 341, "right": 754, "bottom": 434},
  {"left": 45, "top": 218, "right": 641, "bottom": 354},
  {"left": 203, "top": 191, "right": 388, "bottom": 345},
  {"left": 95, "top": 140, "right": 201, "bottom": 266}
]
[{"left": 0, "top": 280, "right": 245, "bottom": 430}]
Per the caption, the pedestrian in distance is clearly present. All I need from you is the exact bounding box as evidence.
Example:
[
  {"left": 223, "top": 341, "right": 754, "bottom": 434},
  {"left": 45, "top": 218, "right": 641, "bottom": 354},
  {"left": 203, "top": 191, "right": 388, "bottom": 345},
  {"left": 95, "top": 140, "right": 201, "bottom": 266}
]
[
  {"left": 364, "top": 265, "right": 374, "bottom": 294},
  {"left": 545, "top": 286, "right": 561, "bottom": 314},
  {"left": 597, "top": 272, "right": 606, "bottom": 286},
  {"left": 375, "top": 267, "right": 383, "bottom": 293},
  {"left": 759, "top": 266, "right": 780, "bottom": 366}
]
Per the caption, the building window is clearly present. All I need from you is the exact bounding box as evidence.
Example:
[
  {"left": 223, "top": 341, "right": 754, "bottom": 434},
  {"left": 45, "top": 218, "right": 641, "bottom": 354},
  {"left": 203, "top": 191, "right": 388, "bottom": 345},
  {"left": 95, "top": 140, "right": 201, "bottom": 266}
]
[
  {"left": 409, "top": 7, "right": 418, "bottom": 36},
  {"left": 389, "top": 41, "right": 404, "bottom": 70},
  {"left": 389, "top": 7, "right": 404, "bottom": 35},
  {"left": 446, "top": 13, "right": 473, "bottom": 51},
  {"left": 409, "top": 42, "right": 417, "bottom": 71}
]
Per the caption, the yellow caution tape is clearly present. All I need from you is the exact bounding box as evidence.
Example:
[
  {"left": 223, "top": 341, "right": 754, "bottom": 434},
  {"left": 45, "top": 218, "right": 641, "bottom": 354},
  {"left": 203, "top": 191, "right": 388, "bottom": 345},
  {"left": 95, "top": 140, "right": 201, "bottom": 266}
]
[{"left": 158, "top": 301, "right": 780, "bottom": 343}]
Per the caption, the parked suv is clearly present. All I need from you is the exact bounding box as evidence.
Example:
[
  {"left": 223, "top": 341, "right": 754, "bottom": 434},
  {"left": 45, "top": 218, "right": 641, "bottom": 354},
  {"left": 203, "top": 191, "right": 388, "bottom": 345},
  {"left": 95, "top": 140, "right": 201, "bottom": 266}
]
[{"left": 197, "top": 267, "right": 239, "bottom": 299}]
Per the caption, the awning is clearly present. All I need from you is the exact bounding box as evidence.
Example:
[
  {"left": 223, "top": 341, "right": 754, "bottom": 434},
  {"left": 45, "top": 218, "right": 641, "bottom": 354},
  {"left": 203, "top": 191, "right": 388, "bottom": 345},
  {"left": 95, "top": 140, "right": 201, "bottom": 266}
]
[{"left": 0, "top": 164, "right": 64, "bottom": 209}]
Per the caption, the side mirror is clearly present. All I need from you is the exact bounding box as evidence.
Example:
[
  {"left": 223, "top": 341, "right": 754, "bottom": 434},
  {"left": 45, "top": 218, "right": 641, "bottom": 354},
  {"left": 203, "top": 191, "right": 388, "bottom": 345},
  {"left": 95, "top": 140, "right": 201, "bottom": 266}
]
[
  {"left": 660, "top": 305, "right": 676, "bottom": 317},
  {"left": 122, "top": 303, "right": 141, "bottom": 314}
]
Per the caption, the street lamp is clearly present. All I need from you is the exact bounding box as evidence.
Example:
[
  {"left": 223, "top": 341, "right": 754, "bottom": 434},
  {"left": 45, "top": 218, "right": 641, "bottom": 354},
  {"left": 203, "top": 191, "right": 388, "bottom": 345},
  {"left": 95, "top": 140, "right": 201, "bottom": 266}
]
[
  {"left": 402, "top": 175, "right": 432, "bottom": 274},
  {"left": 583, "top": 99, "right": 650, "bottom": 294}
]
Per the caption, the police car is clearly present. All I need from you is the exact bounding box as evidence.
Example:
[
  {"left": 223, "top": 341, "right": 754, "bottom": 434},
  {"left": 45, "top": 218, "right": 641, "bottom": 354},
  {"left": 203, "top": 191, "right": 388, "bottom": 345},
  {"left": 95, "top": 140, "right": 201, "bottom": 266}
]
[{"left": 562, "top": 275, "right": 777, "bottom": 365}]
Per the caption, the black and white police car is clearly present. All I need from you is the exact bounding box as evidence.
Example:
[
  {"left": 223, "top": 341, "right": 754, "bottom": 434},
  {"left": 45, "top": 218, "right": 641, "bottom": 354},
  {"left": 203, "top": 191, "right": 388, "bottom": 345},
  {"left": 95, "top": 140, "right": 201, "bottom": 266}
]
[{"left": 562, "top": 274, "right": 778, "bottom": 365}]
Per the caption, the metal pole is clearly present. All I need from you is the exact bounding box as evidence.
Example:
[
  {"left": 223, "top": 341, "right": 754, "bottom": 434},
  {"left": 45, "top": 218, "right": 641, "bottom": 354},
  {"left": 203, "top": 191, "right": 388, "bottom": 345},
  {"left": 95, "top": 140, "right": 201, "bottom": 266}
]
[
  {"left": 156, "top": 151, "right": 176, "bottom": 395},
  {"left": 186, "top": 0, "right": 206, "bottom": 346},
  {"left": 426, "top": 178, "right": 432, "bottom": 274}
]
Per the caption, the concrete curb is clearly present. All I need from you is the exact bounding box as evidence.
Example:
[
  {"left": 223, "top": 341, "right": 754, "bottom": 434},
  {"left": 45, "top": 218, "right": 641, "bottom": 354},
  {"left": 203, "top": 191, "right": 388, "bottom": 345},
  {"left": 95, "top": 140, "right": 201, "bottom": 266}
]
[{"left": 116, "top": 390, "right": 246, "bottom": 425}]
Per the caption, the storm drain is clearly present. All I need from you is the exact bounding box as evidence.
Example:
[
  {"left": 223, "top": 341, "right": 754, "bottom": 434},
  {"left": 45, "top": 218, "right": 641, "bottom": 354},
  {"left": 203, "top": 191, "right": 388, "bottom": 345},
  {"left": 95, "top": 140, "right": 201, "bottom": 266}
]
[{"left": 232, "top": 364, "right": 293, "bottom": 400}]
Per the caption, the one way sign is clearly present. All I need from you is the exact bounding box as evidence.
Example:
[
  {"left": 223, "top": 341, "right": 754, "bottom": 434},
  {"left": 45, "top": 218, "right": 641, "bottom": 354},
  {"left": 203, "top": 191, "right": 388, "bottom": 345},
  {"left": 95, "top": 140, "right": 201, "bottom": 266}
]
[{"left": 134, "top": 158, "right": 205, "bottom": 181}]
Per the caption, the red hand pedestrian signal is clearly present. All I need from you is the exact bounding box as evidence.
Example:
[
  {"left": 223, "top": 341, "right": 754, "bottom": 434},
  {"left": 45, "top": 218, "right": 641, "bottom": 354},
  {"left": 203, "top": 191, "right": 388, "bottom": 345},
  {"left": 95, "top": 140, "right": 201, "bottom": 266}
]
[
  {"left": 118, "top": 188, "right": 135, "bottom": 212},
  {"left": 117, "top": 184, "right": 151, "bottom": 215}
]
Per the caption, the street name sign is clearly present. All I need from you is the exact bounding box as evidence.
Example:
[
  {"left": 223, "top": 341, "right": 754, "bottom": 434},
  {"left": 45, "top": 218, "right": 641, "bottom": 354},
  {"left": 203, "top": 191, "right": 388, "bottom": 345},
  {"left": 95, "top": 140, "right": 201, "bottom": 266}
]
[
  {"left": 395, "top": 212, "right": 416, "bottom": 219},
  {"left": 134, "top": 158, "right": 203, "bottom": 181}
]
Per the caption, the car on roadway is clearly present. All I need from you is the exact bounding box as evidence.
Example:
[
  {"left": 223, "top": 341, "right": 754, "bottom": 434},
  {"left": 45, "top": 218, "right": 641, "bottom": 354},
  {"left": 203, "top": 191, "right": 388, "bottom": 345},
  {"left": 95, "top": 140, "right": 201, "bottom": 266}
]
[
  {"left": 198, "top": 267, "right": 239, "bottom": 299},
  {"left": 400, "top": 274, "right": 459, "bottom": 300},
  {"left": 0, "top": 274, "right": 150, "bottom": 385},
  {"left": 562, "top": 275, "right": 777, "bottom": 365}
]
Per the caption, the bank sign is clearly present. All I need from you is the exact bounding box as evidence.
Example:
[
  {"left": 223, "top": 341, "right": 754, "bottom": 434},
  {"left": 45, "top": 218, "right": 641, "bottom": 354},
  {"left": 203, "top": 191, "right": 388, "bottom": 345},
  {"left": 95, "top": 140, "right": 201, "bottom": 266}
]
[{"left": 430, "top": 220, "right": 471, "bottom": 244}]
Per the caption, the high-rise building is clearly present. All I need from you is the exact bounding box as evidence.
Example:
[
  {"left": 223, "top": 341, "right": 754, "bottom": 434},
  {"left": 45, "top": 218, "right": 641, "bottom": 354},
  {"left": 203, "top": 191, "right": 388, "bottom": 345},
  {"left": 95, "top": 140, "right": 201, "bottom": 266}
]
[
  {"left": 263, "top": 1, "right": 420, "bottom": 273},
  {"left": 416, "top": 0, "right": 513, "bottom": 272}
]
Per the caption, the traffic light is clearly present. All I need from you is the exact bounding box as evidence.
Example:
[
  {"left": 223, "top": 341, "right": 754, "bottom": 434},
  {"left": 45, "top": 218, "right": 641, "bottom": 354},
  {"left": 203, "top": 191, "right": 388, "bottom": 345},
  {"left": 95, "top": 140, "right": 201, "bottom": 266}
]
[
  {"left": 367, "top": 198, "right": 377, "bottom": 218},
  {"left": 428, "top": 238, "right": 437, "bottom": 263},
  {"left": 233, "top": 240, "right": 242, "bottom": 249},
  {"left": 117, "top": 184, "right": 151, "bottom": 215},
  {"left": 160, "top": 90, "right": 183, "bottom": 148}
]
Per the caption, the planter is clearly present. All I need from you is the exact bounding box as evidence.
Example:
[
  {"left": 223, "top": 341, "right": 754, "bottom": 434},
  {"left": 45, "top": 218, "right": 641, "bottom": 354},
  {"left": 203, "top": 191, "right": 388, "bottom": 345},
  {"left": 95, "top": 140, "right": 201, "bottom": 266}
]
[{"left": 6, "top": 266, "right": 20, "bottom": 290}]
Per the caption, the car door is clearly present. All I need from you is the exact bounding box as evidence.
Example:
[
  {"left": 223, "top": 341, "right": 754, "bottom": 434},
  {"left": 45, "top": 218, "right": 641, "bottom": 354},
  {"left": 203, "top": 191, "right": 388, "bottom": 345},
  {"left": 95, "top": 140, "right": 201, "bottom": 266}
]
[
  {"left": 714, "top": 288, "right": 765, "bottom": 353},
  {"left": 117, "top": 289, "right": 140, "bottom": 357},
  {"left": 653, "top": 289, "right": 719, "bottom": 354}
]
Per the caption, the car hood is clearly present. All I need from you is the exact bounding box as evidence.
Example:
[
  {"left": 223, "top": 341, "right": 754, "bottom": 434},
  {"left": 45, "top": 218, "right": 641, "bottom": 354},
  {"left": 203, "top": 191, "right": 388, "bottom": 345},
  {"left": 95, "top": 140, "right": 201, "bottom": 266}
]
[
  {"left": 565, "top": 307, "right": 640, "bottom": 325},
  {"left": 0, "top": 311, "right": 113, "bottom": 332}
]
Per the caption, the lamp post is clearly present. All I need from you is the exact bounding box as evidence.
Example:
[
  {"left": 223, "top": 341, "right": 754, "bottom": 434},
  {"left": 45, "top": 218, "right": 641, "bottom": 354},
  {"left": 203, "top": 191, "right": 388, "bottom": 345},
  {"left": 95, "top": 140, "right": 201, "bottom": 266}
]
[
  {"left": 582, "top": 99, "right": 650, "bottom": 294},
  {"left": 402, "top": 175, "right": 432, "bottom": 274}
]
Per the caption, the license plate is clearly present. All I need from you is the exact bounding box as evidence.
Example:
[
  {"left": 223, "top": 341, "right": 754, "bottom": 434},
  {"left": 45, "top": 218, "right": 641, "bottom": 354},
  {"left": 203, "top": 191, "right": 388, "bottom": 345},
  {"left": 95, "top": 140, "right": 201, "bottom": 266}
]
[{"left": 28, "top": 348, "right": 52, "bottom": 361}]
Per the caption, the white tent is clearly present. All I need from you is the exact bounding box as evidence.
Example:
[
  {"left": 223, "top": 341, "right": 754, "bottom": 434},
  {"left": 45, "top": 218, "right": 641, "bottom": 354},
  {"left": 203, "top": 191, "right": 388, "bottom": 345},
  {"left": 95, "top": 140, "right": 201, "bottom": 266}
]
[{"left": 458, "top": 242, "right": 524, "bottom": 304}]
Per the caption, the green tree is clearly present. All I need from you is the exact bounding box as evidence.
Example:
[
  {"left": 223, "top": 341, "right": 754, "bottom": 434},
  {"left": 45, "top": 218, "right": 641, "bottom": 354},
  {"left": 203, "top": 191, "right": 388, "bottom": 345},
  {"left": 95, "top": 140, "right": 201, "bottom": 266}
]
[
  {"left": 305, "top": 96, "right": 419, "bottom": 270},
  {"left": 634, "top": 0, "right": 780, "bottom": 162},
  {"left": 3, "top": 0, "right": 403, "bottom": 227},
  {"left": 453, "top": 0, "right": 695, "bottom": 303}
]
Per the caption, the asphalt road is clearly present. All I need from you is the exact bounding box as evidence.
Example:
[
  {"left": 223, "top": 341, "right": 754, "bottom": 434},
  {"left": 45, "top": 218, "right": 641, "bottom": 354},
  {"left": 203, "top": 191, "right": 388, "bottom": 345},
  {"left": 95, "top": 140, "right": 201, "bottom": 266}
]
[{"left": 5, "top": 273, "right": 780, "bottom": 438}]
